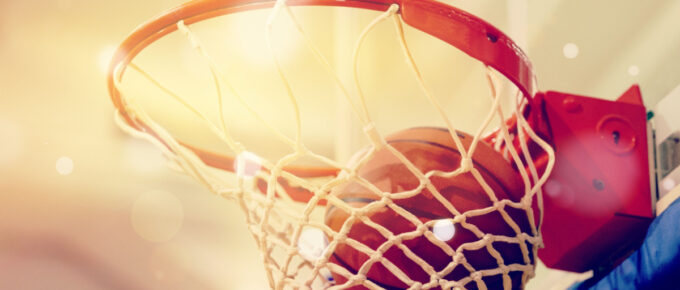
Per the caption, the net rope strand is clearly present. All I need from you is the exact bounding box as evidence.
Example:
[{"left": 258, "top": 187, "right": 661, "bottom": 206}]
[
  {"left": 112, "top": 2, "right": 556, "bottom": 289},
  {"left": 177, "top": 20, "right": 298, "bottom": 150},
  {"left": 389, "top": 11, "right": 537, "bottom": 289}
]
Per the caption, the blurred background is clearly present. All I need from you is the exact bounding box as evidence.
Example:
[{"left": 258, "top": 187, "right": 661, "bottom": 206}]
[{"left": 1, "top": 0, "right": 679, "bottom": 289}]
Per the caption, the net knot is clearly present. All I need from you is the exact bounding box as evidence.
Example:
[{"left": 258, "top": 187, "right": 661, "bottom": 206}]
[
  {"left": 352, "top": 208, "right": 363, "bottom": 217},
  {"left": 391, "top": 235, "right": 403, "bottom": 245},
  {"left": 314, "top": 189, "right": 328, "bottom": 199},
  {"left": 370, "top": 252, "right": 383, "bottom": 262},
  {"left": 335, "top": 234, "right": 347, "bottom": 244},
  {"left": 459, "top": 157, "right": 473, "bottom": 173},
  {"left": 380, "top": 195, "right": 393, "bottom": 206},
  {"left": 416, "top": 224, "right": 428, "bottom": 234},
  {"left": 520, "top": 195, "right": 533, "bottom": 208},
  {"left": 516, "top": 233, "right": 527, "bottom": 242},
  {"left": 470, "top": 271, "right": 483, "bottom": 281},
  {"left": 349, "top": 273, "right": 366, "bottom": 285},
  {"left": 453, "top": 252, "right": 466, "bottom": 264},
  {"left": 429, "top": 274, "right": 442, "bottom": 284}
]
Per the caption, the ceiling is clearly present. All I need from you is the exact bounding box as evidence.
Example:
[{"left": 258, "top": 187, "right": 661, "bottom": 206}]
[{"left": 1, "top": 0, "right": 678, "bottom": 289}]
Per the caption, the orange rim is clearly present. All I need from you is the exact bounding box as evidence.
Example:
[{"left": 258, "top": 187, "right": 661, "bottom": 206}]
[{"left": 107, "top": 0, "right": 535, "bottom": 178}]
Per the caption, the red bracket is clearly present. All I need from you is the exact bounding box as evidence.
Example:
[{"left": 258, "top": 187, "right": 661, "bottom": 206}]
[{"left": 536, "top": 85, "right": 654, "bottom": 272}]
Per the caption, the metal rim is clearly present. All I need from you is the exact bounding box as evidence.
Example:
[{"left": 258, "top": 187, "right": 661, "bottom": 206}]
[{"left": 107, "top": 0, "right": 536, "bottom": 178}]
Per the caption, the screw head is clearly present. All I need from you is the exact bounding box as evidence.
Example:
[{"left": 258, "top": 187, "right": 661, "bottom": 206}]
[
  {"left": 593, "top": 179, "right": 605, "bottom": 191},
  {"left": 597, "top": 115, "right": 636, "bottom": 154}
]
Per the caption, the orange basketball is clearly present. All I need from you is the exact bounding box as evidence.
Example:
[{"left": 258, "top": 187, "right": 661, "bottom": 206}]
[{"left": 325, "top": 127, "right": 532, "bottom": 289}]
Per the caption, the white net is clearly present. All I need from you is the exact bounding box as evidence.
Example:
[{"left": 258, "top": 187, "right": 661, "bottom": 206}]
[{"left": 112, "top": 2, "right": 555, "bottom": 289}]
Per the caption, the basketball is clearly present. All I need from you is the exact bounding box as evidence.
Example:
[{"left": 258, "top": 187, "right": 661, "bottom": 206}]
[{"left": 325, "top": 127, "right": 532, "bottom": 289}]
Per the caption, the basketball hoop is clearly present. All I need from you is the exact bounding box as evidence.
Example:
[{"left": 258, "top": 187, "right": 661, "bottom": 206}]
[{"left": 108, "top": 0, "right": 555, "bottom": 289}]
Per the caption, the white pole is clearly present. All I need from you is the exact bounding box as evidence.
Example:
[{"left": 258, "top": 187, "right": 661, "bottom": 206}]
[
  {"left": 333, "top": 9, "right": 361, "bottom": 164},
  {"left": 504, "top": 0, "right": 529, "bottom": 109},
  {"left": 507, "top": 0, "right": 529, "bottom": 53}
]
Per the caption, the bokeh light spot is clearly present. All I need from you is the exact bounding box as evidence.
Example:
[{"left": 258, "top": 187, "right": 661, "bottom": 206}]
[
  {"left": 544, "top": 180, "right": 562, "bottom": 197},
  {"left": 433, "top": 219, "right": 455, "bottom": 242},
  {"left": 297, "top": 227, "right": 329, "bottom": 262},
  {"left": 234, "top": 151, "right": 262, "bottom": 179},
  {"left": 628, "top": 65, "right": 640, "bottom": 76},
  {"left": 131, "top": 190, "right": 184, "bottom": 243},
  {"left": 563, "top": 43, "right": 579, "bottom": 59},
  {"left": 55, "top": 156, "right": 74, "bottom": 175},
  {"left": 662, "top": 177, "right": 676, "bottom": 191}
]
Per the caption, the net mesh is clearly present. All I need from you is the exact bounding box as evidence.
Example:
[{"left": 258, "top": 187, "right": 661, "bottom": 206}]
[{"left": 112, "top": 2, "right": 555, "bottom": 289}]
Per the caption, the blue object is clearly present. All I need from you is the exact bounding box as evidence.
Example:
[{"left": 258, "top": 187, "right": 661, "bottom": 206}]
[{"left": 570, "top": 198, "right": 680, "bottom": 289}]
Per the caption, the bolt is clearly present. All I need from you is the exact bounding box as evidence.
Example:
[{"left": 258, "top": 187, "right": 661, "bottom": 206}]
[
  {"left": 563, "top": 96, "right": 582, "bottom": 113},
  {"left": 612, "top": 131, "right": 620, "bottom": 145},
  {"left": 593, "top": 179, "right": 605, "bottom": 191},
  {"left": 486, "top": 32, "right": 498, "bottom": 43}
]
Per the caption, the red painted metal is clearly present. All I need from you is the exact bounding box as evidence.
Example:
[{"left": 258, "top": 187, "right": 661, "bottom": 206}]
[
  {"left": 485, "top": 85, "right": 654, "bottom": 272},
  {"left": 535, "top": 85, "right": 653, "bottom": 272}
]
